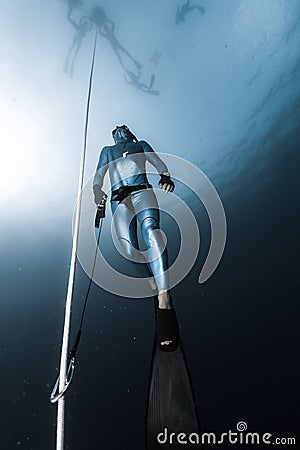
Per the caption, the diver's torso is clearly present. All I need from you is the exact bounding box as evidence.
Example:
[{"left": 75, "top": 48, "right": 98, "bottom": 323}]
[{"left": 106, "top": 141, "right": 149, "bottom": 190}]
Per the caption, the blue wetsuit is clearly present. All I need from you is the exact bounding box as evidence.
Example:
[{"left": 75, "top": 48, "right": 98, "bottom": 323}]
[{"left": 93, "top": 139, "right": 170, "bottom": 291}]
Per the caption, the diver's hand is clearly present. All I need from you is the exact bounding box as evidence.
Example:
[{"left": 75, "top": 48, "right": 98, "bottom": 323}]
[
  {"left": 93, "top": 185, "right": 107, "bottom": 205},
  {"left": 96, "top": 201, "right": 106, "bottom": 219},
  {"left": 158, "top": 173, "right": 175, "bottom": 193}
]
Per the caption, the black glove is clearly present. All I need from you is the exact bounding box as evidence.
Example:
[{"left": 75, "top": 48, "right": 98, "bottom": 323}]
[
  {"left": 95, "top": 203, "right": 106, "bottom": 227},
  {"left": 93, "top": 185, "right": 107, "bottom": 205},
  {"left": 158, "top": 173, "right": 175, "bottom": 192},
  {"left": 93, "top": 186, "right": 107, "bottom": 227}
]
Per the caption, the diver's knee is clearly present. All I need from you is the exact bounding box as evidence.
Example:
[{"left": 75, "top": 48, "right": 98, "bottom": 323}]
[
  {"left": 118, "top": 237, "right": 135, "bottom": 258},
  {"left": 140, "top": 216, "right": 159, "bottom": 233},
  {"left": 141, "top": 218, "right": 166, "bottom": 252}
]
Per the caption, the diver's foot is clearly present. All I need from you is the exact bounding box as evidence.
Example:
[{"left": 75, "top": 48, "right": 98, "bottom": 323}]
[
  {"left": 157, "top": 289, "right": 172, "bottom": 309},
  {"left": 156, "top": 306, "right": 179, "bottom": 352}
]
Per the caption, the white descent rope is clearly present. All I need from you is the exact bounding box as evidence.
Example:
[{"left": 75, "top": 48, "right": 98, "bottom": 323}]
[{"left": 55, "top": 29, "right": 98, "bottom": 450}]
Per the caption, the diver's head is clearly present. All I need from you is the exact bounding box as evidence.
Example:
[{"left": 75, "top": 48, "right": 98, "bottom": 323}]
[{"left": 112, "top": 125, "right": 137, "bottom": 144}]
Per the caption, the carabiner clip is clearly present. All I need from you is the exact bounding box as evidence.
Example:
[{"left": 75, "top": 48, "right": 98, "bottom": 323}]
[{"left": 50, "top": 357, "right": 76, "bottom": 403}]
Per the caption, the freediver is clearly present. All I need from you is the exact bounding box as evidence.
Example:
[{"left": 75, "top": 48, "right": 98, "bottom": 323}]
[
  {"left": 64, "top": 15, "right": 92, "bottom": 77},
  {"left": 93, "top": 125, "right": 178, "bottom": 350},
  {"left": 175, "top": 0, "right": 205, "bottom": 25},
  {"left": 124, "top": 70, "right": 159, "bottom": 96}
]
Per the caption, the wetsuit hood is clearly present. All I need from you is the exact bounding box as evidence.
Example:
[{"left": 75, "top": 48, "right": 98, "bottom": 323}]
[
  {"left": 113, "top": 129, "right": 132, "bottom": 144},
  {"left": 112, "top": 125, "right": 137, "bottom": 143}
]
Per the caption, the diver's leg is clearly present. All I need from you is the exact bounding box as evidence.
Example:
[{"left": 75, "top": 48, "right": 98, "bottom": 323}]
[
  {"left": 133, "top": 190, "right": 178, "bottom": 348},
  {"left": 110, "top": 46, "right": 126, "bottom": 69},
  {"left": 111, "top": 199, "right": 154, "bottom": 282},
  {"left": 114, "top": 41, "right": 142, "bottom": 69},
  {"left": 132, "top": 190, "right": 171, "bottom": 309}
]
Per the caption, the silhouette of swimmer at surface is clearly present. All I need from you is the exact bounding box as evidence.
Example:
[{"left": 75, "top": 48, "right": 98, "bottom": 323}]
[
  {"left": 93, "top": 125, "right": 177, "bottom": 347},
  {"left": 64, "top": 15, "right": 92, "bottom": 77},
  {"left": 91, "top": 6, "right": 142, "bottom": 71},
  {"left": 124, "top": 70, "right": 159, "bottom": 96},
  {"left": 176, "top": 0, "right": 205, "bottom": 24}
]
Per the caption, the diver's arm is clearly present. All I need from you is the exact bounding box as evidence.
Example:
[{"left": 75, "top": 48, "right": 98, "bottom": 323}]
[
  {"left": 139, "top": 140, "right": 168, "bottom": 173},
  {"left": 93, "top": 146, "right": 109, "bottom": 204}
]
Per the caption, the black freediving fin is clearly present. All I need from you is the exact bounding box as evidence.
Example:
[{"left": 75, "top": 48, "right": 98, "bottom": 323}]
[{"left": 145, "top": 300, "right": 201, "bottom": 449}]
